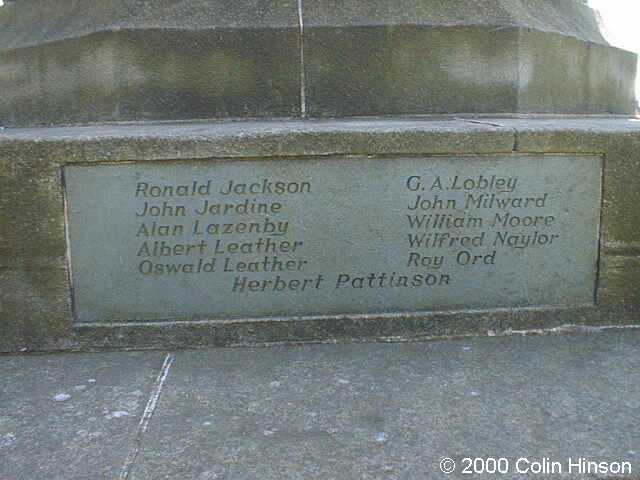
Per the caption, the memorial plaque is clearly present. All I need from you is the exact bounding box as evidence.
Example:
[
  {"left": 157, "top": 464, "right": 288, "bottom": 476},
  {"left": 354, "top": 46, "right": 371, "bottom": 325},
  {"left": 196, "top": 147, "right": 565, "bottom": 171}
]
[{"left": 64, "top": 155, "right": 602, "bottom": 323}]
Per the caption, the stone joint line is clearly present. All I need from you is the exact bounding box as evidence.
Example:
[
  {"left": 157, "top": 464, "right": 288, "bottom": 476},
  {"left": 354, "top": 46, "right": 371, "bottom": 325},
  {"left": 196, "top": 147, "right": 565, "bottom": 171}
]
[
  {"left": 297, "top": 0, "right": 307, "bottom": 118},
  {"left": 119, "top": 353, "right": 175, "bottom": 479}
]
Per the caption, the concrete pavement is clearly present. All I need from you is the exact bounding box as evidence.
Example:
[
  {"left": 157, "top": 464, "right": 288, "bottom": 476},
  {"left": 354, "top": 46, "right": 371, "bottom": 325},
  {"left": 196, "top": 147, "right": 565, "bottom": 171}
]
[{"left": 2, "top": 331, "right": 639, "bottom": 479}]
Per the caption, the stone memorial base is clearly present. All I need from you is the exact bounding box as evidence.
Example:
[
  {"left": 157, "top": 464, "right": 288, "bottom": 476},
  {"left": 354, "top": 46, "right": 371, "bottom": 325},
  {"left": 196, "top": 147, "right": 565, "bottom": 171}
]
[{"left": 1, "top": 117, "right": 640, "bottom": 353}]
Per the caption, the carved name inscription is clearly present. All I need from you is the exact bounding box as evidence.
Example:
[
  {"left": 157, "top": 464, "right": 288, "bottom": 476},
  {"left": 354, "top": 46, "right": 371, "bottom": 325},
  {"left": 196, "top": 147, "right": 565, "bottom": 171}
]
[{"left": 64, "top": 155, "right": 601, "bottom": 323}]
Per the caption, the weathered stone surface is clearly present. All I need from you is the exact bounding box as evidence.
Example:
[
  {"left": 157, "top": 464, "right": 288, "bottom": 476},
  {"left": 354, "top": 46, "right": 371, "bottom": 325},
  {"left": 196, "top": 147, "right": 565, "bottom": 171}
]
[
  {"left": 0, "top": 0, "right": 301, "bottom": 126},
  {"left": 0, "top": 0, "right": 298, "bottom": 48},
  {"left": 517, "top": 30, "right": 638, "bottom": 114},
  {"left": 64, "top": 155, "right": 601, "bottom": 323},
  {"left": 0, "top": 0, "right": 636, "bottom": 125},
  {"left": 0, "top": 119, "right": 514, "bottom": 352},
  {"left": 0, "top": 350, "right": 166, "bottom": 480},
  {"left": 2, "top": 332, "right": 639, "bottom": 478},
  {"left": 0, "top": 261, "right": 73, "bottom": 351},
  {"left": 302, "top": 0, "right": 637, "bottom": 117},
  {"left": 305, "top": 26, "right": 636, "bottom": 116},
  {"left": 304, "top": 26, "right": 521, "bottom": 116},
  {"left": 0, "top": 149, "right": 72, "bottom": 352},
  {"left": 497, "top": 118, "right": 640, "bottom": 306},
  {"left": 494, "top": 118, "right": 640, "bottom": 251},
  {"left": 599, "top": 256, "right": 640, "bottom": 305},
  {"left": 128, "top": 332, "right": 640, "bottom": 480},
  {"left": 302, "top": 0, "right": 604, "bottom": 42},
  {"left": 0, "top": 118, "right": 515, "bottom": 159},
  {"left": 1, "top": 118, "right": 639, "bottom": 352},
  {"left": 73, "top": 305, "right": 640, "bottom": 351}
]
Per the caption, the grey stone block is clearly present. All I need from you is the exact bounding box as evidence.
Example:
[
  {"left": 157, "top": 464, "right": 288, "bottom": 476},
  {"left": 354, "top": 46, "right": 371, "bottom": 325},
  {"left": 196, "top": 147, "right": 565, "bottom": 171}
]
[
  {"left": 516, "top": 29, "right": 637, "bottom": 114},
  {"left": 302, "top": 0, "right": 637, "bottom": 116},
  {"left": 0, "top": 0, "right": 636, "bottom": 125},
  {"left": 1, "top": 118, "right": 639, "bottom": 352},
  {"left": 304, "top": 25, "right": 521, "bottom": 116},
  {"left": 0, "top": 0, "right": 301, "bottom": 126}
]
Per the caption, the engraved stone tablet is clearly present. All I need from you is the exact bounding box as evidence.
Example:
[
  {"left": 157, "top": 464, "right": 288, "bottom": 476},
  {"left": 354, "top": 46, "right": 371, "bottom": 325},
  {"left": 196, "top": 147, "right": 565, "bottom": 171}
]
[{"left": 64, "top": 155, "right": 602, "bottom": 323}]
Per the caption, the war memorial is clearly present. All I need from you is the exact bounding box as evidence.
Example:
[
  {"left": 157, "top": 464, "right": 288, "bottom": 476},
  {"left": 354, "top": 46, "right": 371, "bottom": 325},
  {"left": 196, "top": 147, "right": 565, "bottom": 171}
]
[
  {"left": 1, "top": 0, "right": 639, "bottom": 352},
  {"left": 1, "top": 2, "right": 640, "bottom": 477}
]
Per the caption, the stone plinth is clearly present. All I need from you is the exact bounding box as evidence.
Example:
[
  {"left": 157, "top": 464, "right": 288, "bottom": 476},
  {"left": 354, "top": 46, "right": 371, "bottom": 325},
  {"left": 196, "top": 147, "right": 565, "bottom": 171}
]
[
  {"left": 0, "top": 1, "right": 639, "bottom": 353},
  {"left": 1, "top": 118, "right": 640, "bottom": 352},
  {"left": 0, "top": 0, "right": 637, "bottom": 126}
]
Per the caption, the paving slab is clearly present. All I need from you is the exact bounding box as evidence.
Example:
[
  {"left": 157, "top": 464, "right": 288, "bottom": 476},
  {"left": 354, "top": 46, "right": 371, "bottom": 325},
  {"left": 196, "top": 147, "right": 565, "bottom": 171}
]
[
  {"left": 1, "top": 331, "right": 639, "bottom": 479},
  {"left": 130, "top": 331, "right": 640, "bottom": 480},
  {"left": 0, "top": 351, "right": 167, "bottom": 480}
]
